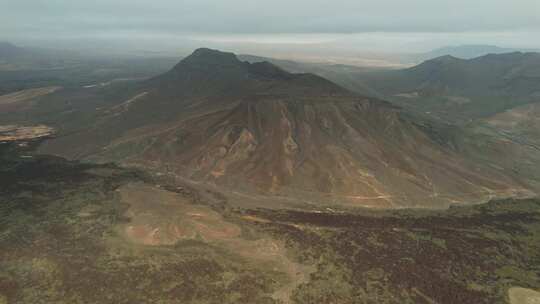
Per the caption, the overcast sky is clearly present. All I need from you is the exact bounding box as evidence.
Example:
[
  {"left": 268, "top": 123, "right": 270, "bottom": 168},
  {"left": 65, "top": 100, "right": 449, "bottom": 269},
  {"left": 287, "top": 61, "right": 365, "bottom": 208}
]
[{"left": 2, "top": 0, "right": 540, "bottom": 59}]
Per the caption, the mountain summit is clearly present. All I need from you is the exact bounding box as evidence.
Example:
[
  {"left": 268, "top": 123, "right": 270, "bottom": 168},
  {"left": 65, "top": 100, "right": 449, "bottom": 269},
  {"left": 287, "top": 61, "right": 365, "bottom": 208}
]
[
  {"left": 147, "top": 48, "right": 350, "bottom": 99},
  {"left": 40, "top": 48, "right": 532, "bottom": 208},
  {"left": 182, "top": 48, "right": 240, "bottom": 65}
]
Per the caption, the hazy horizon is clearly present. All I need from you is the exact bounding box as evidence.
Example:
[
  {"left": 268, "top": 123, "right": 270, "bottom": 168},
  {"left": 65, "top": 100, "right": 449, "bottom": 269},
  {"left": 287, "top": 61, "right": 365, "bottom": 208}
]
[{"left": 2, "top": 0, "right": 540, "bottom": 64}]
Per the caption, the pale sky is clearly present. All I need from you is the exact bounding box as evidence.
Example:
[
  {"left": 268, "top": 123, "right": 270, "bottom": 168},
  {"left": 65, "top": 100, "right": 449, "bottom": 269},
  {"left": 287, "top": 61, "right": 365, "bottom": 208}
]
[{"left": 2, "top": 0, "right": 540, "bottom": 57}]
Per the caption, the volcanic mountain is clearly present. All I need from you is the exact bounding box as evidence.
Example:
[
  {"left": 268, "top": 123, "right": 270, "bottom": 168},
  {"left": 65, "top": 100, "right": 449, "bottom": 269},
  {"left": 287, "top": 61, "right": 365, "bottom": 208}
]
[{"left": 39, "top": 48, "right": 533, "bottom": 208}]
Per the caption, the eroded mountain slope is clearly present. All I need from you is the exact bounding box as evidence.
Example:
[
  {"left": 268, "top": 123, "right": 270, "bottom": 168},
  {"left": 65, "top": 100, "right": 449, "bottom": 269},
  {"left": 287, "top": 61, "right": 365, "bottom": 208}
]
[{"left": 38, "top": 49, "right": 534, "bottom": 208}]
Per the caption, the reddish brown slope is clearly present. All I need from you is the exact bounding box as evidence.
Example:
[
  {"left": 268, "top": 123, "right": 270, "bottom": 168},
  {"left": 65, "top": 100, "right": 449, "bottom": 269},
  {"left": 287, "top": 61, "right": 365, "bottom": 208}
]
[{"left": 41, "top": 48, "right": 534, "bottom": 208}]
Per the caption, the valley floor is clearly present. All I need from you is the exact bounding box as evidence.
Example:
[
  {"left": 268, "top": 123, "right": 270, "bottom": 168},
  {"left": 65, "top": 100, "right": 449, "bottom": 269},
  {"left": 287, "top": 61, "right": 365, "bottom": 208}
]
[{"left": 1, "top": 140, "right": 540, "bottom": 304}]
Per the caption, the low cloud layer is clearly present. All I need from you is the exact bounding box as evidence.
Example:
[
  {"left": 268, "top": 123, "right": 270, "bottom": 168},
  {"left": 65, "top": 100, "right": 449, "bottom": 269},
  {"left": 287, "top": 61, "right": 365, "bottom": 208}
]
[
  {"left": 3, "top": 0, "right": 540, "bottom": 34},
  {"left": 2, "top": 0, "right": 540, "bottom": 53}
]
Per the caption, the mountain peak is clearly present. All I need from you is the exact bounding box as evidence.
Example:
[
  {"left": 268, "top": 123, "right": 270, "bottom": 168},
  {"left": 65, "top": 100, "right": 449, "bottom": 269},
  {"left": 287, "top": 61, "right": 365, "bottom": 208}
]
[
  {"left": 147, "top": 48, "right": 352, "bottom": 98},
  {"left": 429, "top": 54, "right": 461, "bottom": 63},
  {"left": 180, "top": 48, "right": 242, "bottom": 67}
]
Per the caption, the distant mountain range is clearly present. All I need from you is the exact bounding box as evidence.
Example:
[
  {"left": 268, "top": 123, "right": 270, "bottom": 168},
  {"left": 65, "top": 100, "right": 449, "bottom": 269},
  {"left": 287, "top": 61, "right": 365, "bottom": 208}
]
[
  {"left": 350, "top": 51, "right": 540, "bottom": 124},
  {"left": 30, "top": 48, "right": 532, "bottom": 208},
  {"left": 417, "top": 45, "right": 540, "bottom": 61}
]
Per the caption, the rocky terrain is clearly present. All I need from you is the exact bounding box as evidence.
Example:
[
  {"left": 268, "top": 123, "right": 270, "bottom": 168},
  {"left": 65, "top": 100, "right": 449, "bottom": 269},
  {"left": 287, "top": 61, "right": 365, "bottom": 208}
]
[
  {"left": 32, "top": 48, "right": 534, "bottom": 209},
  {"left": 1, "top": 139, "right": 539, "bottom": 304}
]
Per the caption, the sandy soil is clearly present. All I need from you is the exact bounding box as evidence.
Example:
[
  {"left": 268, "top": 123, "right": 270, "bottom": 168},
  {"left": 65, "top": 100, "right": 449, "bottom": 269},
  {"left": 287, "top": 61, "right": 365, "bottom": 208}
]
[
  {"left": 0, "top": 125, "right": 54, "bottom": 142},
  {"left": 509, "top": 287, "right": 540, "bottom": 304},
  {"left": 115, "top": 183, "right": 314, "bottom": 303}
]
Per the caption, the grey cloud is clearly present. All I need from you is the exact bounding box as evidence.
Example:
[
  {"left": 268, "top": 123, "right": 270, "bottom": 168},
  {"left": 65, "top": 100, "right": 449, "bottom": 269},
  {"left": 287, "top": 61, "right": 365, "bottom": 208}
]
[{"left": 2, "top": 0, "right": 540, "bottom": 36}]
